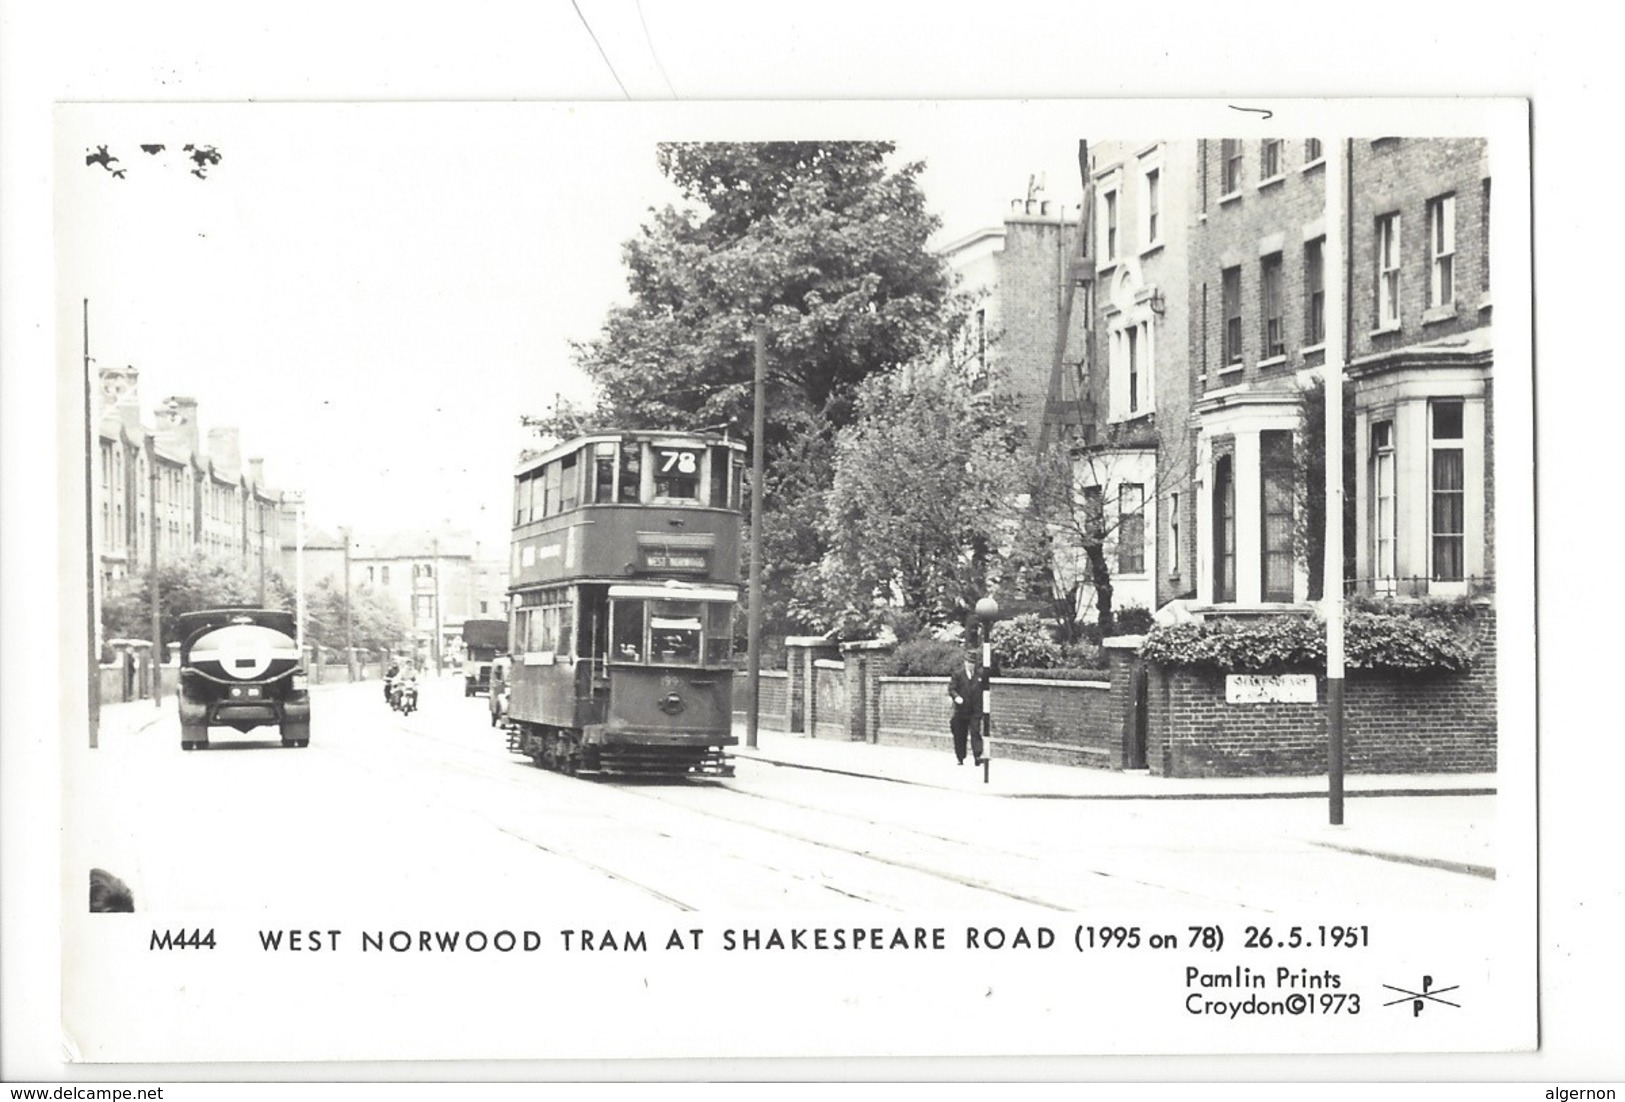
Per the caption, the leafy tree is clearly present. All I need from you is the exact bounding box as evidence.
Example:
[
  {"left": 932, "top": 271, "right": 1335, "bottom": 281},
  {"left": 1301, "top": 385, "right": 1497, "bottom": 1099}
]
[
  {"left": 301, "top": 578, "right": 408, "bottom": 654},
  {"left": 545, "top": 142, "right": 965, "bottom": 635},
  {"left": 798, "top": 363, "right": 1030, "bottom": 637},
  {"left": 102, "top": 553, "right": 406, "bottom": 656},
  {"left": 1030, "top": 427, "right": 1192, "bottom": 638},
  {"left": 101, "top": 552, "right": 292, "bottom": 654}
]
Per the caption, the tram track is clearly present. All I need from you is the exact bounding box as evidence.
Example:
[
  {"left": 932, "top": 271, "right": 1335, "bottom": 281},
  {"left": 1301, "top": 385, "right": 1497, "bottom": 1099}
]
[{"left": 335, "top": 692, "right": 1270, "bottom": 914}]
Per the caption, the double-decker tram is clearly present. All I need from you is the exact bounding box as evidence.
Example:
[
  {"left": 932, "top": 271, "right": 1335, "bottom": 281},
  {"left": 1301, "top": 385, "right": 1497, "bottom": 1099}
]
[{"left": 499, "top": 429, "right": 747, "bottom": 778}]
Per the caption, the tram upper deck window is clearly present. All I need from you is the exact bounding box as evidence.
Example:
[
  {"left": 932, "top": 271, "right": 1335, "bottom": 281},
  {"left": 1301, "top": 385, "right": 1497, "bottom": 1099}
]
[
  {"left": 559, "top": 451, "right": 579, "bottom": 512},
  {"left": 618, "top": 443, "right": 642, "bottom": 504},
  {"left": 593, "top": 443, "right": 616, "bottom": 503},
  {"left": 709, "top": 446, "right": 730, "bottom": 508},
  {"left": 653, "top": 446, "right": 701, "bottom": 502}
]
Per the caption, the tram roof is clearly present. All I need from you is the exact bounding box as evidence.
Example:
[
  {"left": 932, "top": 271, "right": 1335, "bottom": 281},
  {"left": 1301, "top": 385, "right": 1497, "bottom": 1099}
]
[{"left": 515, "top": 429, "right": 746, "bottom": 478}]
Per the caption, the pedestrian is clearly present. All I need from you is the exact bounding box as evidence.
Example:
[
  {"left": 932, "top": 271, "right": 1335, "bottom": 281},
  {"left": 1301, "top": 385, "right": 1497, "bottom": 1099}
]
[{"left": 948, "top": 648, "right": 986, "bottom": 766}]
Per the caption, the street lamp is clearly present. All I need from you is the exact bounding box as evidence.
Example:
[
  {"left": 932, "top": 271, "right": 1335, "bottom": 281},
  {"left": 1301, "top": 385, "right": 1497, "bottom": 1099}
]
[
  {"left": 285, "top": 491, "right": 306, "bottom": 659},
  {"left": 974, "top": 595, "right": 1001, "bottom": 784}
]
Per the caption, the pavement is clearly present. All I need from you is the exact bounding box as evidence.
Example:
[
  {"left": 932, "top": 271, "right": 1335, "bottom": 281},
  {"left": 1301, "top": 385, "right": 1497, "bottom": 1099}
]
[
  {"left": 730, "top": 723, "right": 1501, "bottom": 880},
  {"left": 89, "top": 695, "right": 1502, "bottom": 880}
]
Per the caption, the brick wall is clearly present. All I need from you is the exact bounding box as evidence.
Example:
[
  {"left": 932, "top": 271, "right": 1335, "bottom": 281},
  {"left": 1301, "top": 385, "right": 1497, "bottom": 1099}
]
[
  {"left": 748, "top": 670, "right": 789, "bottom": 731},
  {"left": 877, "top": 674, "right": 1115, "bottom": 767},
  {"left": 1144, "top": 607, "right": 1498, "bottom": 777}
]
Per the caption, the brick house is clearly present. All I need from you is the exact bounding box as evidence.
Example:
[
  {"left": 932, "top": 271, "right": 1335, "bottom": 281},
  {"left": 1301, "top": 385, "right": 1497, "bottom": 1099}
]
[
  {"left": 1186, "top": 137, "right": 1493, "bottom": 608},
  {"left": 94, "top": 366, "right": 284, "bottom": 594},
  {"left": 936, "top": 185, "right": 1085, "bottom": 448},
  {"left": 1073, "top": 140, "right": 1200, "bottom": 617}
]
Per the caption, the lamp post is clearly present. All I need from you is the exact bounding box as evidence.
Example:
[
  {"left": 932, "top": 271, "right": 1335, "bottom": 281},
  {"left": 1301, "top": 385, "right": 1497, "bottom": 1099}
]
[
  {"left": 286, "top": 491, "right": 306, "bottom": 660},
  {"left": 342, "top": 526, "right": 356, "bottom": 682},
  {"left": 147, "top": 432, "right": 161, "bottom": 707},
  {"left": 974, "top": 595, "right": 1001, "bottom": 784}
]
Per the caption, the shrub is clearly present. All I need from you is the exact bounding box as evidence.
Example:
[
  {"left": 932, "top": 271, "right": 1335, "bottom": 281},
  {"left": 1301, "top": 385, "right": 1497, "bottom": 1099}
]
[
  {"left": 890, "top": 637, "right": 964, "bottom": 677},
  {"left": 1059, "top": 639, "right": 1105, "bottom": 670},
  {"left": 1141, "top": 618, "right": 1325, "bottom": 673},
  {"left": 988, "top": 614, "right": 1062, "bottom": 670},
  {"left": 1343, "top": 611, "right": 1472, "bottom": 672},
  {"left": 1002, "top": 667, "right": 1110, "bottom": 681},
  {"left": 1114, "top": 605, "right": 1155, "bottom": 635},
  {"left": 1140, "top": 608, "right": 1476, "bottom": 674}
]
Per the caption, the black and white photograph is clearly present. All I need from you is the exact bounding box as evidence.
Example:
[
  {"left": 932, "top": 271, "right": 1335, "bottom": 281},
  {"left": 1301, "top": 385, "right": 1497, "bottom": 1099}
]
[
  {"left": 39, "top": 97, "right": 1536, "bottom": 1067},
  {"left": 3, "top": 5, "right": 1613, "bottom": 1088}
]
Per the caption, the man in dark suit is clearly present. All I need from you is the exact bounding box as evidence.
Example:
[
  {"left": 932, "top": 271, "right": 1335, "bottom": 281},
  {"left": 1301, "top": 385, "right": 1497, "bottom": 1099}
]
[{"left": 948, "top": 649, "right": 985, "bottom": 765}]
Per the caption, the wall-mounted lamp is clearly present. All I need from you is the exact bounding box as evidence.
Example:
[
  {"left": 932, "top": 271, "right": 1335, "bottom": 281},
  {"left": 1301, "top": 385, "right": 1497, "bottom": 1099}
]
[{"left": 1149, "top": 290, "right": 1167, "bottom": 316}]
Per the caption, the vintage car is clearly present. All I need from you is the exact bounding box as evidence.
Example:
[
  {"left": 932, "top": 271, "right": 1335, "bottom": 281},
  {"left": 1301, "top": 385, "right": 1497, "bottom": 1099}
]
[
  {"left": 488, "top": 654, "right": 511, "bottom": 727},
  {"left": 175, "top": 608, "right": 310, "bottom": 749}
]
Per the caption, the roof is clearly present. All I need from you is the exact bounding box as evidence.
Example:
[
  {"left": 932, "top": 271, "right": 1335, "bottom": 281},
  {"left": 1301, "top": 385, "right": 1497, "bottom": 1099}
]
[{"left": 348, "top": 530, "right": 480, "bottom": 560}]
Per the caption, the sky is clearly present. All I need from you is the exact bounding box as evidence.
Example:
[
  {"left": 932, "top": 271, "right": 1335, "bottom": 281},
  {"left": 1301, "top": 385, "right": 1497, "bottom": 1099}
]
[{"left": 57, "top": 101, "right": 1090, "bottom": 550}]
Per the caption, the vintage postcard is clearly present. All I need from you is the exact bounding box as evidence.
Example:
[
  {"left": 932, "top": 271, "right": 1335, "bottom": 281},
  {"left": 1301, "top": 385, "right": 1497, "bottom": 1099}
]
[{"left": 49, "top": 98, "right": 1533, "bottom": 1069}]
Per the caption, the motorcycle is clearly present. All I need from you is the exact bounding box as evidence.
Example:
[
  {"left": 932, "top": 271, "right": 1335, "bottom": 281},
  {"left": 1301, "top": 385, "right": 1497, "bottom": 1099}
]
[{"left": 392, "top": 679, "right": 418, "bottom": 716}]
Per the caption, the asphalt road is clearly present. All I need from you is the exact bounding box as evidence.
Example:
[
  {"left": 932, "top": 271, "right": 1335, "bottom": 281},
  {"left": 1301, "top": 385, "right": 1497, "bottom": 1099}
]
[{"left": 71, "top": 676, "right": 1496, "bottom": 917}]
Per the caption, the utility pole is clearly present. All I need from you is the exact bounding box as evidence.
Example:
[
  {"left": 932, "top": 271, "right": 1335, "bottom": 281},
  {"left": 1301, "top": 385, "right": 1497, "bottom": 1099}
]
[
  {"left": 148, "top": 433, "right": 161, "bottom": 707},
  {"left": 432, "top": 535, "right": 443, "bottom": 675},
  {"left": 288, "top": 492, "right": 306, "bottom": 660},
  {"left": 1325, "top": 137, "right": 1348, "bottom": 826},
  {"left": 745, "top": 320, "right": 767, "bottom": 750},
  {"left": 257, "top": 499, "right": 267, "bottom": 605},
  {"left": 85, "top": 299, "right": 100, "bottom": 748},
  {"left": 343, "top": 526, "right": 356, "bottom": 681}
]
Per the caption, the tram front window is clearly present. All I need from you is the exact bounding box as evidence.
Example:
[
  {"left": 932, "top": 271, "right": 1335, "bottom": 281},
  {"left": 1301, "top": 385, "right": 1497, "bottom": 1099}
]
[
  {"left": 610, "top": 599, "right": 645, "bottom": 662},
  {"left": 649, "top": 600, "right": 702, "bottom": 664},
  {"left": 706, "top": 602, "right": 734, "bottom": 663}
]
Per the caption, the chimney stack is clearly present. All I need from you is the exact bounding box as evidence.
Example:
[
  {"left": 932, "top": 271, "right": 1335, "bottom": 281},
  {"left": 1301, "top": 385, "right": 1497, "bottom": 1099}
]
[
  {"left": 154, "top": 396, "right": 200, "bottom": 456},
  {"left": 97, "top": 365, "right": 143, "bottom": 435},
  {"left": 248, "top": 457, "right": 265, "bottom": 489},
  {"left": 207, "top": 427, "right": 242, "bottom": 478}
]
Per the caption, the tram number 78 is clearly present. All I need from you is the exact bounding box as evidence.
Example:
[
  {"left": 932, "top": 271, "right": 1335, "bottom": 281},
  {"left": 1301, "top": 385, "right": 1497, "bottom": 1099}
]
[{"left": 658, "top": 449, "right": 699, "bottom": 474}]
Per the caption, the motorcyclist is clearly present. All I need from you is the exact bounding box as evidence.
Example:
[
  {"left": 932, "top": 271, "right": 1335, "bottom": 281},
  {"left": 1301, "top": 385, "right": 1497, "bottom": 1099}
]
[
  {"left": 395, "top": 665, "right": 419, "bottom": 713},
  {"left": 384, "top": 660, "right": 400, "bottom": 704}
]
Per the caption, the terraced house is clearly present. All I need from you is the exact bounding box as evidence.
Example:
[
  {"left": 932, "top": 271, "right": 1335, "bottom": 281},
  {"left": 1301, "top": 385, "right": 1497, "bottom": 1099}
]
[{"left": 1187, "top": 136, "right": 1493, "bottom": 609}]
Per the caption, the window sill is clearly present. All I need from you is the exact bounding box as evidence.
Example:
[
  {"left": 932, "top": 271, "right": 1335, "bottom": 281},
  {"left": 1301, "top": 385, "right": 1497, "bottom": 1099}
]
[
  {"left": 1369, "top": 322, "right": 1402, "bottom": 337},
  {"left": 1301, "top": 343, "right": 1326, "bottom": 357},
  {"left": 1097, "top": 258, "right": 1120, "bottom": 276},
  {"left": 1422, "top": 303, "right": 1459, "bottom": 326},
  {"left": 1257, "top": 354, "right": 1288, "bottom": 370},
  {"left": 1300, "top": 158, "right": 1325, "bottom": 174},
  {"left": 1219, "top": 190, "right": 1243, "bottom": 206},
  {"left": 1139, "top": 241, "right": 1164, "bottom": 260},
  {"left": 1257, "top": 174, "right": 1286, "bottom": 191}
]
